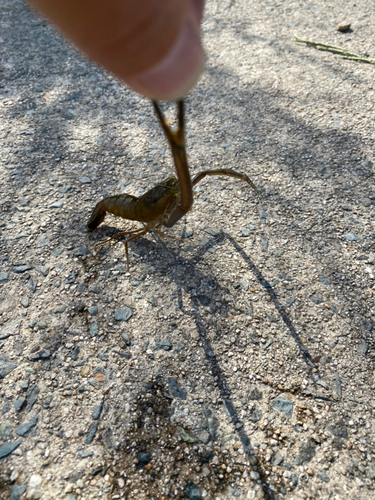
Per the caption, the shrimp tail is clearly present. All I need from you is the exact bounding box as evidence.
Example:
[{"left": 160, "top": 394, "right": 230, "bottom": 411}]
[{"left": 87, "top": 202, "right": 107, "bottom": 231}]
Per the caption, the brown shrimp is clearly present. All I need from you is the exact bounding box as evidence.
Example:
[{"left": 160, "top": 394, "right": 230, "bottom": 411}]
[
  {"left": 87, "top": 169, "right": 258, "bottom": 271},
  {"left": 87, "top": 99, "right": 258, "bottom": 270}
]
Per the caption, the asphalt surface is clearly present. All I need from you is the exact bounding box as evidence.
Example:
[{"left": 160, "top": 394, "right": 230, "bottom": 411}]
[{"left": 0, "top": 1, "right": 375, "bottom": 499}]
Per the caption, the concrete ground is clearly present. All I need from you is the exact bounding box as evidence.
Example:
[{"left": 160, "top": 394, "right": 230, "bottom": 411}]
[{"left": 0, "top": 0, "right": 374, "bottom": 499}]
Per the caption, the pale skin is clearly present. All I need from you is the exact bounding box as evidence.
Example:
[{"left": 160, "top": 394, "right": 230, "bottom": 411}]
[{"left": 28, "top": 0, "right": 205, "bottom": 100}]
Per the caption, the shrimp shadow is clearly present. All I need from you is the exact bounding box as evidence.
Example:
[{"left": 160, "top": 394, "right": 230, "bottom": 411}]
[
  {"left": 188, "top": 296, "right": 269, "bottom": 493},
  {"left": 122, "top": 234, "right": 276, "bottom": 500},
  {"left": 126, "top": 230, "right": 318, "bottom": 499},
  {"left": 157, "top": 229, "right": 317, "bottom": 377},
  {"left": 224, "top": 232, "right": 314, "bottom": 370},
  {"left": 154, "top": 227, "right": 328, "bottom": 394}
]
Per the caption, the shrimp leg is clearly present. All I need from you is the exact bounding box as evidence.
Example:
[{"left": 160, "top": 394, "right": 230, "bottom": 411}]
[
  {"left": 122, "top": 225, "right": 161, "bottom": 271},
  {"left": 153, "top": 101, "right": 193, "bottom": 228},
  {"left": 95, "top": 223, "right": 159, "bottom": 271},
  {"left": 192, "top": 168, "right": 259, "bottom": 194},
  {"left": 94, "top": 225, "right": 149, "bottom": 248},
  {"left": 153, "top": 228, "right": 183, "bottom": 241}
]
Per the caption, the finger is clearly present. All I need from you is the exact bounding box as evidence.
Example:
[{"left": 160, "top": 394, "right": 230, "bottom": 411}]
[
  {"left": 29, "top": 0, "right": 205, "bottom": 100},
  {"left": 190, "top": 0, "right": 205, "bottom": 22}
]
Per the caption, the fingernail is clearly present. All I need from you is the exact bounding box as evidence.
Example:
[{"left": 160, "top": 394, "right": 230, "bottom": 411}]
[{"left": 126, "top": 18, "right": 205, "bottom": 100}]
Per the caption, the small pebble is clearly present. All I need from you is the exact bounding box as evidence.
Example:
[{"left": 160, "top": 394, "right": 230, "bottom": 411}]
[
  {"left": 20, "top": 380, "right": 29, "bottom": 391},
  {"left": 54, "top": 305, "right": 66, "bottom": 313},
  {"left": 320, "top": 276, "right": 331, "bottom": 285},
  {"left": 80, "top": 366, "right": 90, "bottom": 377},
  {"left": 121, "top": 332, "right": 131, "bottom": 346},
  {"left": 203, "top": 227, "right": 218, "bottom": 236},
  {"left": 0, "top": 439, "right": 22, "bottom": 459},
  {"left": 16, "top": 416, "right": 38, "bottom": 436},
  {"left": 115, "top": 307, "right": 132, "bottom": 322},
  {"left": 85, "top": 422, "right": 99, "bottom": 444},
  {"left": 147, "top": 294, "right": 157, "bottom": 306},
  {"left": 71, "top": 347, "right": 80, "bottom": 361},
  {"left": 77, "top": 450, "right": 93, "bottom": 459},
  {"left": 36, "top": 236, "right": 49, "bottom": 247},
  {"left": 92, "top": 404, "right": 102, "bottom": 420},
  {"left": 74, "top": 245, "right": 89, "bottom": 256},
  {"left": 88, "top": 306, "right": 98, "bottom": 316},
  {"left": 272, "top": 396, "right": 294, "bottom": 418},
  {"left": 295, "top": 439, "right": 316, "bottom": 465},
  {"left": 285, "top": 297, "right": 295, "bottom": 307},
  {"left": 178, "top": 427, "right": 197, "bottom": 443},
  {"left": 14, "top": 265, "right": 32, "bottom": 274},
  {"left": 21, "top": 297, "right": 29, "bottom": 308},
  {"left": 239, "top": 279, "right": 249, "bottom": 291},
  {"left": 79, "top": 177, "right": 91, "bottom": 184},
  {"left": 89, "top": 323, "right": 99, "bottom": 337},
  {"left": 261, "top": 236, "right": 268, "bottom": 251},
  {"left": 14, "top": 397, "right": 26, "bottom": 412},
  {"left": 168, "top": 377, "right": 187, "bottom": 400},
  {"left": 48, "top": 201, "right": 63, "bottom": 209},
  {"left": 358, "top": 341, "right": 368, "bottom": 356},
  {"left": 137, "top": 451, "right": 151, "bottom": 467},
  {"left": 319, "top": 473, "right": 330, "bottom": 483},
  {"left": 184, "top": 481, "right": 202, "bottom": 500},
  {"left": 346, "top": 234, "right": 359, "bottom": 241},
  {"left": 35, "top": 265, "right": 49, "bottom": 277},
  {"left": 26, "top": 385, "right": 39, "bottom": 412},
  {"left": 10, "top": 484, "right": 27, "bottom": 500},
  {"left": 30, "top": 350, "right": 50, "bottom": 361},
  {"left": 27, "top": 279, "right": 37, "bottom": 293},
  {"left": 337, "top": 22, "right": 351, "bottom": 32},
  {"left": 0, "top": 361, "right": 17, "bottom": 379}
]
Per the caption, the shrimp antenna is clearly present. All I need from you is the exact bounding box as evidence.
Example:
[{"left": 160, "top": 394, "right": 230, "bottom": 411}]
[{"left": 157, "top": 160, "right": 175, "bottom": 176}]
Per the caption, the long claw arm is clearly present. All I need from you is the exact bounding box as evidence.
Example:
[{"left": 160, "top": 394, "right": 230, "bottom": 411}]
[
  {"left": 192, "top": 168, "right": 259, "bottom": 195},
  {"left": 152, "top": 100, "right": 193, "bottom": 227}
]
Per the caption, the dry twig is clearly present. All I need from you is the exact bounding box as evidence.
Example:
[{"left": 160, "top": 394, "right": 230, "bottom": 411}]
[{"left": 295, "top": 35, "right": 375, "bottom": 65}]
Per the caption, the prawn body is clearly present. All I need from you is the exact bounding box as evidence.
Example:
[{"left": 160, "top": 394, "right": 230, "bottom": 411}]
[
  {"left": 87, "top": 169, "right": 258, "bottom": 271},
  {"left": 87, "top": 176, "right": 184, "bottom": 270},
  {"left": 87, "top": 177, "right": 180, "bottom": 231}
]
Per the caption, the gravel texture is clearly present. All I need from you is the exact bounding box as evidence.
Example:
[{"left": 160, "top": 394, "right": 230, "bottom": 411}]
[{"left": 1, "top": 0, "right": 375, "bottom": 499}]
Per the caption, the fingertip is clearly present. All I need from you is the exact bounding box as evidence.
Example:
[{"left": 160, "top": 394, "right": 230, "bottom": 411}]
[{"left": 125, "top": 17, "right": 205, "bottom": 101}]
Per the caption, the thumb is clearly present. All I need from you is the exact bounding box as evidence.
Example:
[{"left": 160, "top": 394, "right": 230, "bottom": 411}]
[{"left": 29, "top": 0, "right": 205, "bottom": 100}]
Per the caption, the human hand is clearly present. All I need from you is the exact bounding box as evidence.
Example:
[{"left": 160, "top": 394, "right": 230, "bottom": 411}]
[{"left": 28, "top": 0, "right": 205, "bottom": 100}]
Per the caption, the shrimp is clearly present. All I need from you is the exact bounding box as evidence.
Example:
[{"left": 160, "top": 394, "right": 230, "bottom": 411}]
[
  {"left": 87, "top": 100, "right": 258, "bottom": 270},
  {"left": 87, "top": 169, "right": 258, "bottom": 271}
]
